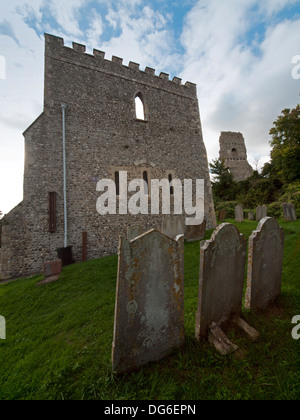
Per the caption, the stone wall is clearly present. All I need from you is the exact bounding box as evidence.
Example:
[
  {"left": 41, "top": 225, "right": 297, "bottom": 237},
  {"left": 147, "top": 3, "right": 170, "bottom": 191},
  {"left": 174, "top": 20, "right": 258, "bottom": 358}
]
[
  {"left": 1, "top": 33, "right": 216, "bottom": 279},
  {"left": 219, "top": 131, "right": 253, "bottom": 181}
]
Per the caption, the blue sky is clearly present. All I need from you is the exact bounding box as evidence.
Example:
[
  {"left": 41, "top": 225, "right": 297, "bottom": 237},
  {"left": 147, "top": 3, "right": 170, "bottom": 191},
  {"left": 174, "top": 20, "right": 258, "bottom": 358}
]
[{"left": 0, "top": 0, "right": 300, "bottom": 214}]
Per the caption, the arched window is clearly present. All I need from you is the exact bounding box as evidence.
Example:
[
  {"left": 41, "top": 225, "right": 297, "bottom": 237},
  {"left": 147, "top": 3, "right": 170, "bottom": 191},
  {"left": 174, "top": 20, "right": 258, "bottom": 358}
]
[
  {"left": 135, "top": 93, "right": 145, "bottom": 120},
  {"left": 115, "top": 171, "right": 120, "bottom": 196},
  {"left": 168, "top": 173, "right": 174, "bottom": 195},
  {"left": 143, "top": 171, "right": 149, "bottom": 194}
]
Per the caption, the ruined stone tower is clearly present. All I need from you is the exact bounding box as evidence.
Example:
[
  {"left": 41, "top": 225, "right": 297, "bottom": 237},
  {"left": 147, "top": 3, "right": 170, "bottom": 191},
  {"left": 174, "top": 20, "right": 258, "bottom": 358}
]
[
  {"left": 219, "top": 132, "right": 253, "bottom": 181},
  {"left": 0, "top": 33, "right": 216, "bottom": 279}
]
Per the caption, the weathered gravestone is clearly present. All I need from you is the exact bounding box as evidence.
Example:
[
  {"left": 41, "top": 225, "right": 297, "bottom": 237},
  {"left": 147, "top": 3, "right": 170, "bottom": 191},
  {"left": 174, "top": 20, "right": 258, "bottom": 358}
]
[
  {"left": 37, "top": 259, "right": 62, "bottom": 285},
  {"left": 112, "top": 229, "right": 185, "bottom": 373},
  {"left": 235, "top": 205, "right": 244, "bottom": 223},
  {"left": 195, "top": 224, "right": 258, "bottom": 353},
  {"left": 185, "top": 219, "right": 206, "bottom": 242},
  {"left": 245, "top": 217, "right": 284, "bottom": 310},
  {"left": 256, "top": 205, "right": 268, "bottom": 221},
  {"left": 248, "top": 211, "right": 254, "bottom": 221},
  {"left": 282, "top": 203, "right": 297, "bottom": 222},
  {"left": 127, "top": 225, "right": 145, "bottom": 241},
  {"left": 161, "top": 216, "right": 185, "bottom": 240},
  {"left": 218, "top": 209, "right": 226, "bottom": 222}
]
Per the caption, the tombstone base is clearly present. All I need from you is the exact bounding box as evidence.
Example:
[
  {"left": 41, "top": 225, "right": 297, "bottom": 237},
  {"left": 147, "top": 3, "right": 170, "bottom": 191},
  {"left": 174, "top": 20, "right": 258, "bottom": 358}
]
[
  {"left": 208, "top": 322, "right": 239, "bottom": 355},
  {"left": 232, "top": 315, "right": 260, "bottom": 341}
]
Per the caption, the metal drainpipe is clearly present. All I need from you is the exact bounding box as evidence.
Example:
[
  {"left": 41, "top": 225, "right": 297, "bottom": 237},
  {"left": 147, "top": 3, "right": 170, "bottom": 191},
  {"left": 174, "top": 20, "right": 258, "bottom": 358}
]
[{"left": 61, "top": 103, "right": 68, "bottom": 248}]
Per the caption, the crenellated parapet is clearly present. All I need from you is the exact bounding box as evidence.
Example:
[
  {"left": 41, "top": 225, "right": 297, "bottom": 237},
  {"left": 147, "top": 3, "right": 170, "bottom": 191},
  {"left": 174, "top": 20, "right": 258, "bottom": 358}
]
[{"left": 44, "top": 33, "right": 196, "bottom": 97}]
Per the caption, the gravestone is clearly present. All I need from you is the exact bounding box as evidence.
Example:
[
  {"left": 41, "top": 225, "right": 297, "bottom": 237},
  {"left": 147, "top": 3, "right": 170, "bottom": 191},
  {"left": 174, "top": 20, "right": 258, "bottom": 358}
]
[
  {"left": 218, "top": 209, "right": 226, "bottom": 222},
  {"left": 127, "top": 225, "right": 145, "bottom": 241},
  {"left": 245, "top": 217, "right": 284, "bottom": 310},
  {"left": 256, "top": 205, "right": 267, "bottom": 221},
  {"left": 161, "top": 216, "right": 185, "bottom": 240},
  {"left": 37, "top": 259, "right": 62, "bottom": 285},
  {"left": 248, "top": 211, "right": 254, "bottom": 221},
  {"left": 282, "top": 203, "right": 297, "bottom": 222},
  {"left": 112, "top": 229, "right": 185, "bottom": 374},
  {"left": 195, "top": 223, "right": 247, "bottom": 340},
  {"left": 235, "top": 205, "right": 244, "bottom": 223},
  {"left": 185, "top": 219, "right": 206, "bottom": 242}
]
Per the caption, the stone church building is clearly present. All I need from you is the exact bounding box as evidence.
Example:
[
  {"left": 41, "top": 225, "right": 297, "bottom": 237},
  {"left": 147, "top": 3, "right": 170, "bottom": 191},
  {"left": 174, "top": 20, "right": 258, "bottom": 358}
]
[{"left": 1, "top": 33, "right": 216, "bottom": 280}]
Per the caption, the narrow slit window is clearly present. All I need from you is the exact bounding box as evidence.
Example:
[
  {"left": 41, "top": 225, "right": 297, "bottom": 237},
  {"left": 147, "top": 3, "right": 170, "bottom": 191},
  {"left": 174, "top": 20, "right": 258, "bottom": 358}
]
[
  {"left": 115, "top": 171, "right": 120, "bottom": 196},
  {"left": 49, "top": 192, "right": 56, "bottom": 233},
  {"left": 135, "top": 94, "right": 145, "bottom": 120},
  {"left": 168, "top": 174, "right": 174, "bottom": 195},
  {"left": 143, "top": 171, "right": 149, "bottom": 194}
]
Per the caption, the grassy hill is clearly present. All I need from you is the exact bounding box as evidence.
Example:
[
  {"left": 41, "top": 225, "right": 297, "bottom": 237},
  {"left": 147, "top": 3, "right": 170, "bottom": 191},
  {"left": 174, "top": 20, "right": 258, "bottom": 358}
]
[{"left": 0, "top": 219, "right": 299, "bottom": 400}]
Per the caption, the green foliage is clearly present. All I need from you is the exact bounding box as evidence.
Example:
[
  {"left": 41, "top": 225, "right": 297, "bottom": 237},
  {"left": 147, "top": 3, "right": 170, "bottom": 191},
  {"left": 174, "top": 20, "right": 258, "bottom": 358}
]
[
  {"left": 278, "top": 181, "right": 300, "bottom": 216},
  {"left": 210, "top": 105, "right": 300, "bottom": 215},
  {"left": 215, "top": 201, "right": 239, "bottom": 219},
  {"left": 209, "top": 159, "right": 238, "bottom": 201},
  {"left": 269, "top": 105, "right": 300, "bottom": 184}
]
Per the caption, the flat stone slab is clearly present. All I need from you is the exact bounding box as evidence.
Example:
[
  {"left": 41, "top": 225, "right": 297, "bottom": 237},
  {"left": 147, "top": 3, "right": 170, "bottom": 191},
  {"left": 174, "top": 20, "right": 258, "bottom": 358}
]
[{"left": 208, "top": 322, "right": 239, "bottom": 355}]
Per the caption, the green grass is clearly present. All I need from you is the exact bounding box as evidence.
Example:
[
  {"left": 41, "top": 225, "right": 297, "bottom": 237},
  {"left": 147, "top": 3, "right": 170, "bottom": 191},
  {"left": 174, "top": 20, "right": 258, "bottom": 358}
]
[{"left": 0, "top": 219, "right": 299, "bottom": 400}]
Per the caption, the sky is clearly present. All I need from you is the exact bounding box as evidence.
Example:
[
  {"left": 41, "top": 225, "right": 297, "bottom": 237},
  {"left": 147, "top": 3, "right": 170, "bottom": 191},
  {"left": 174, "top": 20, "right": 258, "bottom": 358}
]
[{"left": 0, "top": 0, "right": 300, "bottom": 215}]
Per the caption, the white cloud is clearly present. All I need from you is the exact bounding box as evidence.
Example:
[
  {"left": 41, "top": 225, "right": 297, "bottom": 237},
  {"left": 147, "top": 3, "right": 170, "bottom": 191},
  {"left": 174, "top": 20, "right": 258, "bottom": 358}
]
[
  {"left": 0, "top": 0, "right": 300, "bottom": 213},
  {"left": 180, "top": 0, "right": 300, "bottom": 169}
]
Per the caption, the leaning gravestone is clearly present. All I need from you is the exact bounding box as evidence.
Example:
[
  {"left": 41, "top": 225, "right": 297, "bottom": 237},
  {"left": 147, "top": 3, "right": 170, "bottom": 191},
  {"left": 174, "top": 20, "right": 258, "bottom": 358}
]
[
  {"left": 245, "top": 217, "right": 284, "bottom": 310},
  {"left": 185, "top": 219, "right": 206, "bottom": 242},
  {"left": 161, "top": 215, "right": 185, "bottom": 239},
  {"left": 235, "top": 205, "right": 244, "bottom": 223},
  {"left": 112, "top": 229, "right": 185, "bottom": 374},
  {"left": 256, "top": 205, "right": 268, "bottom": 221},
  {"left": 195, "top": 223, "right": 247, "bottom": 341},
  {"left": 282, "top": 203, "right": 297, "bottom": 222}
]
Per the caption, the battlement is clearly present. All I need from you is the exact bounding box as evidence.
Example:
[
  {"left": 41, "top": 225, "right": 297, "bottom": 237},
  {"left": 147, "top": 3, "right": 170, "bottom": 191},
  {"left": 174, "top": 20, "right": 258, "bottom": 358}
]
[{"left": 44, "top": 33, "right": 197, "bottom": 96}]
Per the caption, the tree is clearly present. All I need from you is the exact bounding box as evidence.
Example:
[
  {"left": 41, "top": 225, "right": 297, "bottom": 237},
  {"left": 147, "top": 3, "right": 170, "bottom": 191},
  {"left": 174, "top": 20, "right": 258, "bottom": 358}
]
[
  {"left": 269, "top": 105, "right": 300, "bottom": 183},
  {"left": 209, "top": 158, "right": 237, "bottom": 201}
]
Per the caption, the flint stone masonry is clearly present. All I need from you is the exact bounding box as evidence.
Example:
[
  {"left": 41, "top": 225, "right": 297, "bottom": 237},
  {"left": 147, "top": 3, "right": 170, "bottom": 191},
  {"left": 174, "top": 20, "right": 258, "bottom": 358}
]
[
  {"left": 256, "top": 205, "right": 268, "bottom": 222},
  {"left": 245, "top": 217, "right": 284, "bottom": 310},
  {"left": 195, "top": 223, "right": 247, "bottom": 340},
  {"left": 235, "top": 205, "right": 244, "bottom": 223},
  {"left": 185, "top": 219, "right": 206, "bottom": 242},
  {"left": 219, "top": 132, "right": 253, "bottom": 181},
  {"left": 0, "top": 33, "right": 216, "bottom": 280},
  {"left": 282, "top": 203, "right": 297, "bottom": 221},
  {"left": 112, "top": 229, "right": 184, "bottom": 374}
]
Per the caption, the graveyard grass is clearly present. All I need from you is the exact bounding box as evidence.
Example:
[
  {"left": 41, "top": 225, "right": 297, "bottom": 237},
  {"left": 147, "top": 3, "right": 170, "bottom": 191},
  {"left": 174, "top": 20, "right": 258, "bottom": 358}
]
[{"left": 0, "top": 220, "right": 299, "bottom": 400}]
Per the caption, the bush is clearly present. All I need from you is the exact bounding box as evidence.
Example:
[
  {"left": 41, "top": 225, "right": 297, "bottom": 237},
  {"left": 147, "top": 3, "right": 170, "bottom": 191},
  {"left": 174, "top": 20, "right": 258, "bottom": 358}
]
[
  {"left": 215, "top": 201, "right": 239, "bottom": 219},
  {"left": 267, "top": 202, "right": 283, "bottom": 219}
]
